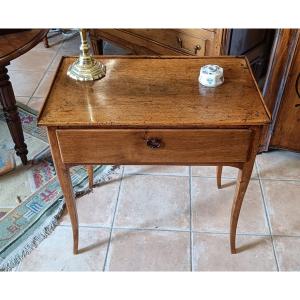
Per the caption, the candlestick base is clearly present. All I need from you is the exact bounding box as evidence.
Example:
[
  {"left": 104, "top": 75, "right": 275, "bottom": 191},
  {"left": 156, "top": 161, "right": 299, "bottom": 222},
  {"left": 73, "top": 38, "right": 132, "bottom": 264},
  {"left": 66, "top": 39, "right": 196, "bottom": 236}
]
[{"left": 67, "top": 57, "right": 106, "bottom": 81}]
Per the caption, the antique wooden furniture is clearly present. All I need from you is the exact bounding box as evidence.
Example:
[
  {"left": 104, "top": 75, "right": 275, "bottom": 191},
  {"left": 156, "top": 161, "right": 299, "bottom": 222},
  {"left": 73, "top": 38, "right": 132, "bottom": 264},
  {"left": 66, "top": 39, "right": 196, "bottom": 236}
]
[
  {"left": 89, "top": 29, "right": 300, "bottom": 152},
  {"left": 89, "top": 29, "right": 225, "bottom": 56},
  {"left": 43, "top": 36, "right": 49, "bottom": 48},
  {"left": 38, "top": 56, "right": 270, "bottom": 255},
  {"left": 89, "top": 29, "right": 274, "bottom": 83},
  {"left": 0, "top": 29, "right": 48, "bottom": 164},
  {"left": 261, "top": 29, "right": 300, "bottom": 152}
]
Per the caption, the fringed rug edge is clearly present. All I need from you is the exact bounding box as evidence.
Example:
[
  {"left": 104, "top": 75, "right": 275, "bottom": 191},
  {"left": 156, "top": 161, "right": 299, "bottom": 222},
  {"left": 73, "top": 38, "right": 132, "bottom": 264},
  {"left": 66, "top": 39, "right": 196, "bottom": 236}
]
[{"left": 0, "top": 165, "right": 120, "bottom": 271}]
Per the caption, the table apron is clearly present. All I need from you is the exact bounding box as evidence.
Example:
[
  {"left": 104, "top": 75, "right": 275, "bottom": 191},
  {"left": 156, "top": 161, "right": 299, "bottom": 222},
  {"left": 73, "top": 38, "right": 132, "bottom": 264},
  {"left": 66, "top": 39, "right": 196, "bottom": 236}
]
[{"left": 55, "top": 128, "right": 254, "bottom": 165}]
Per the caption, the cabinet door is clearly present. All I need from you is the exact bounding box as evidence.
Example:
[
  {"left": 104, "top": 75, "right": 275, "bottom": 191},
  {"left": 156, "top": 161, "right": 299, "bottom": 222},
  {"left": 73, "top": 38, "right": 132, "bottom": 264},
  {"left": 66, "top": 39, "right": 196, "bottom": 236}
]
[{"left": 270, "top": 41, "right": 300, "bottom": 152}]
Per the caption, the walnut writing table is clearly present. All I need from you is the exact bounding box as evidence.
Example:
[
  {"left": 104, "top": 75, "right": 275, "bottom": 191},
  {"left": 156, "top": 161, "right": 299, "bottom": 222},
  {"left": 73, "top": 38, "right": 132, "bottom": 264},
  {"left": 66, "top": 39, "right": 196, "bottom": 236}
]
[{"left": 38, "top": 56, "right": 271, "bottom": 255}]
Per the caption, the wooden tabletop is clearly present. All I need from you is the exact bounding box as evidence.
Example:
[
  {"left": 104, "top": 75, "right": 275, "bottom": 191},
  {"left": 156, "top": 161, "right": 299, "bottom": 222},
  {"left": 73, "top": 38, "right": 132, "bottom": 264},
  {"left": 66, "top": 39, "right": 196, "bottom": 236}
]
[
  {"left": 38, "top": 56, "right": 271, "bottom": 128},
  {"left": 0, "top": 29, "right": 48, "bottom": 65}
]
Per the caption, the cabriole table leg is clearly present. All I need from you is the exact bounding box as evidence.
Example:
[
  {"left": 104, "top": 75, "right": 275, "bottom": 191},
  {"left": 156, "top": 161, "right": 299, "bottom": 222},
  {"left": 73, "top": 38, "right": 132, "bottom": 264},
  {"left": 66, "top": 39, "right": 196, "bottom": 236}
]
[
  {"left": 230, "top": 164, "right": 253, "bottom": 254},
  {"left": 230, "top": 127, "right": 261, "bottom": 254}
]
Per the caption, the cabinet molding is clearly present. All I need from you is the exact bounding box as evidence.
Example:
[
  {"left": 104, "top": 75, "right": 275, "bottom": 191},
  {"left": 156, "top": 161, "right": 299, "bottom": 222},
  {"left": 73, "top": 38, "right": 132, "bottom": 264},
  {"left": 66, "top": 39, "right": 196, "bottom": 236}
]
[{"left": 261, "top": 29, "right": 300, "bottom": 151}]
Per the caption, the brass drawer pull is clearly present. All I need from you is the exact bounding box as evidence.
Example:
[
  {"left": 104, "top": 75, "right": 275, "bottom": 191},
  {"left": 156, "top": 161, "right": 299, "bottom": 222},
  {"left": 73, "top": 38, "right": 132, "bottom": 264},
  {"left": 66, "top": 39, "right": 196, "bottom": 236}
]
[
  {"left": 146, "top": 138, "right": 161, "bottom": 149},
  {"left": 194, "top": 44, "right": 202, "bottom": 54},
  {"left": 177, "top": 36, "right": 202, "bottom": 55}
]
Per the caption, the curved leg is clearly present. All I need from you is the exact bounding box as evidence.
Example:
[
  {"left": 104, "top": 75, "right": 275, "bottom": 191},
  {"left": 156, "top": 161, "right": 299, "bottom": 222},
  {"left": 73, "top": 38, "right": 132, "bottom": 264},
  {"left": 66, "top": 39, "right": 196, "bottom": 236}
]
[
  {"left": 230, "top": 162, "right": 254, "bottom": 254},
  {"left": 48, "top": 128, "right": 79, "bottom": 254},
  {"left": 230, "top": 127, "right": 262, "bottom": 254},
  {"left": 216, "top": 166, "right": 223, "bottom": 189},
  {"left": 87, "top": 165, "right": 94, "bottom": 189},
  {"left": 0, "top": 65, "right": 28, "bottom": 165}
]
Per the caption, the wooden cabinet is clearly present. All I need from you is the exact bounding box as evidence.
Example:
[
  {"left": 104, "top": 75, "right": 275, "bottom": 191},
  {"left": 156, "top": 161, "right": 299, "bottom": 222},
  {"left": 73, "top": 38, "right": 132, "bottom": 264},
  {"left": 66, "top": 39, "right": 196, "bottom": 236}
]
[
  {"left": 261, "top": 29, "right": 300, "bottom": 152},
  {"left": 270, "top": 36, "right": 300, "bottom": 151},
  {"left": 89, "top": 29, "right": 225, "bottom": 56}
]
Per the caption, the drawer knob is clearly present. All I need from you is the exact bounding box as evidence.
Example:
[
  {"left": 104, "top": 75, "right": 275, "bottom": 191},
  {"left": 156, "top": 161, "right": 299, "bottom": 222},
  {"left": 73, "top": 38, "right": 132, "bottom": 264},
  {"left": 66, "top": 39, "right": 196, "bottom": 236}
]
[
  {"left": 146, "top": 138, "right": 161, "bottom": 149},
  {"left": 194, "top": 44, "right": 201, "bottom": 54}
]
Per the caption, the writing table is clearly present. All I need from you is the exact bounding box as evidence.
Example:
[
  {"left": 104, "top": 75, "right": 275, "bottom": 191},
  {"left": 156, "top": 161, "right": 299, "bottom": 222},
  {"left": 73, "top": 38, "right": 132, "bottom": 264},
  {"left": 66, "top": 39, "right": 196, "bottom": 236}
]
[{"left": 38, "top": 56, "right": 271, "bottom": 254}]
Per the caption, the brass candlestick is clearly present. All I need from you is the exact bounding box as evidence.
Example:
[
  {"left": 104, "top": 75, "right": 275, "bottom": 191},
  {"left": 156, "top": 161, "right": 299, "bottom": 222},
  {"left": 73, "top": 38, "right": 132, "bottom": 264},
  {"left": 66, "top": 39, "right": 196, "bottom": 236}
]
[{"left": 67, "top": 29, "right": 106, "bottom": 81}]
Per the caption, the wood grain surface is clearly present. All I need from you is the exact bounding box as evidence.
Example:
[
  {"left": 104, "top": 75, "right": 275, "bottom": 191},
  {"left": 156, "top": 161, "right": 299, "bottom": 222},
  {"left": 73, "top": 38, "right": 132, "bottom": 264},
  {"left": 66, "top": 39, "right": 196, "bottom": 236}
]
[
  {"left": 56, "top": 128, "right": 253, "bottom": 164},
  {"left": 38, "top": 56, "right": 270, "bottom": 128},
  {"left": 0, "top": 29, "right": 48, "bottom": 65}
]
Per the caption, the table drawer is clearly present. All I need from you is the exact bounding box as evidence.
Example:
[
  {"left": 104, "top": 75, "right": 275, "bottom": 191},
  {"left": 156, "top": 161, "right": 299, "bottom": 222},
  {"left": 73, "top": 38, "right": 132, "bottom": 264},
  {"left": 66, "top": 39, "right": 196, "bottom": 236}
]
[
  {"left": 56, "top": 129, "right": 253, "bottom": 164},
  {"left": 125, "top": 29, "right": 206, "bottom": 56}
]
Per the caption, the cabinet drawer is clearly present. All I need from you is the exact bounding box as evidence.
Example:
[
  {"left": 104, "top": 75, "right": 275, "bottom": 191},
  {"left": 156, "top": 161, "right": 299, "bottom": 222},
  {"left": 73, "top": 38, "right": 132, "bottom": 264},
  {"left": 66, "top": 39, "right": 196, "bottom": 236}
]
[
  {"left": 56, "top": 129, "right": 252, "bottom": 164},
  {"left": 125, "top": 29, "right": 206, "bottom": 56}
]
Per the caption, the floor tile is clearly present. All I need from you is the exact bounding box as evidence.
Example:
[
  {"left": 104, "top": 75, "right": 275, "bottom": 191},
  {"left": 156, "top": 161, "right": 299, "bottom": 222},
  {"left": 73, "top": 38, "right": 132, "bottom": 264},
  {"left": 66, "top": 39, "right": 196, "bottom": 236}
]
[
  {"left": 18, "top": 226, "right": 110, "bottom": 271},
  {"left": 114, "top": 175, "right": 190, "bottom": 230},
  {"left": 57, "top": 48, "right": 80, "bottom": 57},
  {"left": 107, "top": 229, "right": 190, "bottom": 271},
  {"left": 192, "top": 166, "right": 238, "bottom": 178},
  {"left": 261, "top": 180, "right": 300, "bottom": 235},
  {"left": 27, "top": 97, "right": 45, "bottom": 113},
  {"left": 192, "top": 165, "right": 258, "bottom": 179},
  {"left": 33, "top": 71, "right": 56, "bottom": 98},
  {"left": 8, "top": 50, "right": 56, "bottom": 72},
  {"left": 9, "top": 70, "right": 45, "bottom": 97},
  {"left": 49, "top": 47, "right": 80, "bottom": 71},
  {"left": 60, "top": 178, "right": 121, "bottom": 227},
  {"left": 48, "top": 53, "right": 64, "bottom": 71},
  {"left": 192, "top": 233, "right": 277, "bottom": 271},
  {"left": 47, "top": 33, "right": 80, "bottom": 70},
  {"left": 273, "top": 236, "right": 300, "bottom": 271},
  {"left": 60, "top": 33, "right": 81, "bottom": 54},
  {"left": 256, "top": 150, "right": 300, "bottom": 180},
  {"left": 124, "top": 165, "right": 189, "bottom": 176},
  {"left": 15, "top": 96, "right": 30, "bottom": 105},
  {"left": 192, "top": 178, "right": 269, "bottom": 234}
]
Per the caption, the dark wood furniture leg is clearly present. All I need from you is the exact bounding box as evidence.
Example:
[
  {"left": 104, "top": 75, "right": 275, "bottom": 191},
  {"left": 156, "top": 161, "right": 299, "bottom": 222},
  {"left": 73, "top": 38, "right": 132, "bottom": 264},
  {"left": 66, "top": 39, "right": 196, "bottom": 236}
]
[
  {"left": 48, "top": 128, "right": 79, "bottom": 254},
  {"left": 216, "top": 166, "right": 223, "bottom": 189},
  {"left": 0, "top": 65, "right": 28, "bottom": 165},
  {"left": 90, "top": 38, "right": 103, "bottom": 55},
  {"left": 43, "top": 36, "right": 49, "bottom": 48}
]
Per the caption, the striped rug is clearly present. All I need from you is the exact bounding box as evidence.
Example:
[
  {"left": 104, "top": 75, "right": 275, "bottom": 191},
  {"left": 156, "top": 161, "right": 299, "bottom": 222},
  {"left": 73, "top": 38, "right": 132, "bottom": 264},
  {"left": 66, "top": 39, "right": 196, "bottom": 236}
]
[{"left": 0, "top": 104, "right": 117, "bottom": 271}]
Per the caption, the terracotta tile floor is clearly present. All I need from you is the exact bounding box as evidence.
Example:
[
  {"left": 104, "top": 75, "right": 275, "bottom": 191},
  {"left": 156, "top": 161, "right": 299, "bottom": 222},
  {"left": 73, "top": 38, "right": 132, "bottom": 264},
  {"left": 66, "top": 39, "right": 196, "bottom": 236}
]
[{"left": 7, "top": 31, "right": 300, "bottom": 271}]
